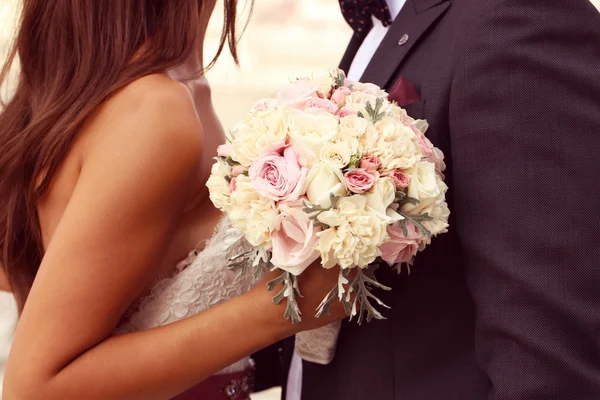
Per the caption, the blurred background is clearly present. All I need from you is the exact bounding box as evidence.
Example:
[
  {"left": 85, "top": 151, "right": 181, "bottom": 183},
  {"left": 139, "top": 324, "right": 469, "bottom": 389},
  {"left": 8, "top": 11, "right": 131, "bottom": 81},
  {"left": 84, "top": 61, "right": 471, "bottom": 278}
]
[{"left": 1, "top": 0, "right": 599, "bottom": 399}]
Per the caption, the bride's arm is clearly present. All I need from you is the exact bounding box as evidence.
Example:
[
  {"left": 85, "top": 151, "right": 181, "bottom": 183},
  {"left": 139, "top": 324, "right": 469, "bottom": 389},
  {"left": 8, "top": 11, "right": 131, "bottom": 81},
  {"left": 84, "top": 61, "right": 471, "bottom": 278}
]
[{"left": 3, "top": 81, "right": 342, "bottom": 400}]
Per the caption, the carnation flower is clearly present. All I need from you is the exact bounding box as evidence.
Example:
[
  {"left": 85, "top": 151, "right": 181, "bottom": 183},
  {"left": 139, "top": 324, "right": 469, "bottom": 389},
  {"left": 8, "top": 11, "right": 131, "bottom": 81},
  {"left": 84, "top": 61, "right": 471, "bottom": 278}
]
[
  {"left": 228, "top": 175, "right": 277, "bottom": 248},
  {"left": 206, "top": 160, "right": 232, "bottom": 212},
  {"left": 316, "top": 195, "right": 388, "bottom": 269}
]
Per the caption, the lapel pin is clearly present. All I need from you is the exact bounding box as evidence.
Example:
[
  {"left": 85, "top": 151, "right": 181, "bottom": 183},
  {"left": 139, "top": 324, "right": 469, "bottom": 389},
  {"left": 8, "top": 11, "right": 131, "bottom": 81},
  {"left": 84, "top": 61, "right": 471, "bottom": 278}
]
[{"left": 398, "top": 34, "right": 409, "bottom": 46}]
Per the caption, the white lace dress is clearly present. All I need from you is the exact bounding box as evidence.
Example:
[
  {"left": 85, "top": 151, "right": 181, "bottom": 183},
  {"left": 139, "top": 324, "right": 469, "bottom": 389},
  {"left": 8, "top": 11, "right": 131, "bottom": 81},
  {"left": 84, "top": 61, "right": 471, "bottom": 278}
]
[{"left": 116, "top": 217, "right": 262, "bottom": 379}]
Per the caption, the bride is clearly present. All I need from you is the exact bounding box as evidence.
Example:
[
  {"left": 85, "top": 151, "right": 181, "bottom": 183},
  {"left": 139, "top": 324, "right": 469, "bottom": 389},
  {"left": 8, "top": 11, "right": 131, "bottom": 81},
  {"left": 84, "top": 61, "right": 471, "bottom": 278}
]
[{"left": 0, "top": 1, "right": 346, "bottom": 399}]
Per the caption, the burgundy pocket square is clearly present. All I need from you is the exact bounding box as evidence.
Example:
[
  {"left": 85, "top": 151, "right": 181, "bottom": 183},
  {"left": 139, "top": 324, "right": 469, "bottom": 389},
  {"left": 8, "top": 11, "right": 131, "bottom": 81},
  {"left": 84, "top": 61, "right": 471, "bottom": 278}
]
[{"left": 388, "top": 76, "right": 420, "bottom": 107}]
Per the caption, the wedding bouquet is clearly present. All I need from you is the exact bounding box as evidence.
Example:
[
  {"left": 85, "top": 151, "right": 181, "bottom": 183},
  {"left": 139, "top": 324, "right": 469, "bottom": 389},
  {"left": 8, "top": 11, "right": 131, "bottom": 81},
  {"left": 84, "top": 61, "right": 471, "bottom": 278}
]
[{"left": 207, "top": 70, "right": 449, "bottom": 324}]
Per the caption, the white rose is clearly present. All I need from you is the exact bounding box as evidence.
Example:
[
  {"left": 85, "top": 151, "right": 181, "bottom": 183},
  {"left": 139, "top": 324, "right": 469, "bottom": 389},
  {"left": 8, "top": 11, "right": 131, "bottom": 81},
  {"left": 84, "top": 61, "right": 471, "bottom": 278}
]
[
  {"left": 339, "top": 115, "right": 370, "bottom": 137},
  {"left": 206, "top": 160, "right": 232, "bottom": 212},
  {"left": 316, "top": 195, "right": 388, "bottom": 269},
  {"left": 230, "top": 107, "right": 288, "bottom": 167},
  {"left": 319, "top": 141, "right": 353, "bottom": 169},
  {"left": 288, "top": 108, "right": 339, "bottom": 167},
  {"left": 365, "top": 177, "right": 397, "bottom": 216},
  {"left": 305, "top": 163, "right": 347, "bottom": 208},
  {"left": 228, "top": 175, "right": 278, "bottom": 248},
  {"left": 403, "top": 161, "right": 445, "bottom": 216}
]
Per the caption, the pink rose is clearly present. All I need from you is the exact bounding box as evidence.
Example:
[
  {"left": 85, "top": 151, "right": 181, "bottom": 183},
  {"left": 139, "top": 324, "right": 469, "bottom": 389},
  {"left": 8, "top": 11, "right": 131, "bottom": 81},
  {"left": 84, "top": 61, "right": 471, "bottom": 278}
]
[
  {"left": 217, "top": 143, "right": 233, "bottom": 158},
  {"left": 275, "top": 79, "right": 318, "bottom": 109},
  {"left": 345, "top": 168, "right": 379, "bottom": 194},
  {"left": 229, "top": 177, "right": 237, "bottom": 192},
  {"left": 424, "top": 147, "right": 446, "bottom": 176},
  {"left": 360, "top": 155, "right": 381, "bottom": 171},
  {"left": 337, "top": 108, "right": 357, "bottom": 118},
  {"left": 249, "top": 142, "right": 308, "bottom": 202},
  {"left": 231, "top": 165, "right": 248, "bottom": 177},
  {"left": 271, "top": 199, "right": 321, "bottom": 275},
  {"left": 306, "top": 98, "right": 338, "bottom": 114},
  {"left": 381, "top": 169, "right": 410, "bottom": 189},
  {"left": 380, "top": 223, "right": 420, "bottom": 266},
  {"left": 331, "top": 87, "right": 352, "bottom": 105}
]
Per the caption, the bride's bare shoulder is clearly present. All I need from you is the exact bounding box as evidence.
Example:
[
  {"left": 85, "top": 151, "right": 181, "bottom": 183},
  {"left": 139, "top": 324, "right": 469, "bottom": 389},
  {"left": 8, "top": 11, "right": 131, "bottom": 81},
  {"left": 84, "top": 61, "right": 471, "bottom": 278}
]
[{"left": 81, "top": 73, "right": 203, "bottom": 160}]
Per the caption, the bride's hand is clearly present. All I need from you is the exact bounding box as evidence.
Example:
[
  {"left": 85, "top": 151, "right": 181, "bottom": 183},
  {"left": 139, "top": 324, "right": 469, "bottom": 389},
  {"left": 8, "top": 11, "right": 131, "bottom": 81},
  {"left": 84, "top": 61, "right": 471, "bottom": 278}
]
[{"left": 260, "top": 261, "right": 351, "bottom": 334}]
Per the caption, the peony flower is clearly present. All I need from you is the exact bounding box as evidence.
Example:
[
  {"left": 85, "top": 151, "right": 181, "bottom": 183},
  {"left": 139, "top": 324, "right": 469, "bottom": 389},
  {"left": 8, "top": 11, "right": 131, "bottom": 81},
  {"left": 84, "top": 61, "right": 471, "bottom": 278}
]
[
  {"left": 345, "top": 168, "right": 379, "bottom": 194},
  {"left": 359, "top": 155, "right": 381, "bottom": 171},
  {"left": 319, "top": 141, "right": 353, "bottom": 169},
  {"left": 249, "top": 142, "right": 308, "bottom": 202},
  {"left": 331, "top": 87, "right": 352, "bottom": 105},
  {"left": 380, "top": 223, "right": 420, "bottom": 266},
  {"left": 217, "top": 143, "right": 233, "bottom": 158},
  {"left": 381, "top": 169, "right": 410, "bottom": 189},
  {"left": 206, "top": 160, "right": 232, "bottom": 212},
  {"left": 275, "top": 78, "right": 318, "bottom": 108},
  {"left": 305, "top": 162, "right": 347, "bottom": 208},
  {"left": 228, "top": 175, "right": 277, "bottom": 248},
  {"left": 306, "top": 98, "right": 339, "bottom": 114},
  {"left": 287, "top": 108, "right": 339, "bottom": 167},
  {"left": 364, "top": 177, "right": 397, "bottom": 215},
  {"left": 271, "top": 199, "right": 321, "bottom": 275},
  {"left": 316, "top": 195, "right": 388, "bottom": 269},
  {"left": 229, "top": 107, "right": 288, "bottom": 167}
]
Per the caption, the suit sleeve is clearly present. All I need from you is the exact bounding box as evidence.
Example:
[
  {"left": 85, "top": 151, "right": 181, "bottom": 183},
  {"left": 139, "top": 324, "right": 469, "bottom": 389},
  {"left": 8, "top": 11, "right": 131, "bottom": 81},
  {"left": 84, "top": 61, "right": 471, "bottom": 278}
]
[{"left": 448, "top": 0, "right": 600, "bottom": 398}]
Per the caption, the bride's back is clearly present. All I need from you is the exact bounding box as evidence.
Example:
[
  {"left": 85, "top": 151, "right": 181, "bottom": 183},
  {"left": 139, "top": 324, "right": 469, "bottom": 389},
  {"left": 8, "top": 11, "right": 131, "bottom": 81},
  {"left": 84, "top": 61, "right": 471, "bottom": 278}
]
[{"left": 37, "top": 73, "right": 221, "bottom": 284}]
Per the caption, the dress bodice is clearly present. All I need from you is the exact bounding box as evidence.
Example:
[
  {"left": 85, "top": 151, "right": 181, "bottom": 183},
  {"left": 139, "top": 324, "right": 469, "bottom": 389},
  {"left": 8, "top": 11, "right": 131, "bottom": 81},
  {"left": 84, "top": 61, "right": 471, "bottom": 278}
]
[{"left": 116, "top": 217, "right": 262, "bottom": 375}]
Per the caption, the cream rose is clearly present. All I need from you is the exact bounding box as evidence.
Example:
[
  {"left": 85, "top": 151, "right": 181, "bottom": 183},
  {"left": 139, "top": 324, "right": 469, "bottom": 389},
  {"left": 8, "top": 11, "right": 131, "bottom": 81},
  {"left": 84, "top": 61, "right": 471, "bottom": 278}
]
[
  {"left": 365, "top": 177, "right": 397, "bottom": 215},
  {"left": 305, "top": 162, "right": 347, "bottom": 208},
  {"left": 316, "top": 195, "right": 388, "bottom": 269},
  {"left": 230, "top": 107, "right": 288, "bottom": 167},
  {"left": 288, "top": 108, "right": 339, "bottom": 167},
  {"left": 403, "top": 161, "right": 446, "bottom": 216},
  {"left": 339, "top": 115, "right": 370, "bottom": 138},
  {"left": 206, "top": 160, "right": 232, "bottom": 212},
  {"left": 228, "top": 175, "right": 277, "bottom": 248},
  {"left": 319, "top": 141, "right": 353, "bottom": 169}
]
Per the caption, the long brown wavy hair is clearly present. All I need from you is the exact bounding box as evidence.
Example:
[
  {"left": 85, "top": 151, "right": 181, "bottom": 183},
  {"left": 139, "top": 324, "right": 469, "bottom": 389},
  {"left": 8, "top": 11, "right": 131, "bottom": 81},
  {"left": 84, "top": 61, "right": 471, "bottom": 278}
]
[{"left": 0, "top": 0, "right": 246, "bottom": 311}]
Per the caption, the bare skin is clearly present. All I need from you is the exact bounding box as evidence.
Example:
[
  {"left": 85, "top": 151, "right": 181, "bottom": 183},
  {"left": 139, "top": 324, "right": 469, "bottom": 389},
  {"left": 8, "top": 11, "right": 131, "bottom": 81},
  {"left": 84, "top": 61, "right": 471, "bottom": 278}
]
[{"left": 2, "top": 73, "right": 346, "bottom": 400}]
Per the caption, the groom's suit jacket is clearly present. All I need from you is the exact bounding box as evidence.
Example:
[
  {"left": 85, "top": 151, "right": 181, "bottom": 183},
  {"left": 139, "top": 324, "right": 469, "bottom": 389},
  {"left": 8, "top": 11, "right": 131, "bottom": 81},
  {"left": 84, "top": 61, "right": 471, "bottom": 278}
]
[{"left": 286, "top": 0, "right": 600, "bottom": 399}]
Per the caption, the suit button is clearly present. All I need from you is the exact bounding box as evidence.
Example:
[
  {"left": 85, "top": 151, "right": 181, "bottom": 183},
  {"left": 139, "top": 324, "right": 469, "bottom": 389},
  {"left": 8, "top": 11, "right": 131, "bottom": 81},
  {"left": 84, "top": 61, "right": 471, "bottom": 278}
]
[{"left": 398, "top": 34, "right": 409, "bottom": 46}]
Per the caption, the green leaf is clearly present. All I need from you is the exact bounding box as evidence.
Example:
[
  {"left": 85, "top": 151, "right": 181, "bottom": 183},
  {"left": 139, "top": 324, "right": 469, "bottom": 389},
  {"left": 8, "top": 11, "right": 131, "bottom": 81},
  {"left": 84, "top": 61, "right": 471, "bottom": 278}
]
[{"left": 397, "top": 211, "right": 433, "bottom": 239}]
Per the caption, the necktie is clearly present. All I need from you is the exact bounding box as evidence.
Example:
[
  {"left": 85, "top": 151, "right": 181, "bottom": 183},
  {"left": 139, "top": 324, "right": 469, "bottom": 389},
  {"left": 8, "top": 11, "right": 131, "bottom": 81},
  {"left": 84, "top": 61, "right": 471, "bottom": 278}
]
[{"left": 339, "top": 0, "right": 393, "bottom": 37}]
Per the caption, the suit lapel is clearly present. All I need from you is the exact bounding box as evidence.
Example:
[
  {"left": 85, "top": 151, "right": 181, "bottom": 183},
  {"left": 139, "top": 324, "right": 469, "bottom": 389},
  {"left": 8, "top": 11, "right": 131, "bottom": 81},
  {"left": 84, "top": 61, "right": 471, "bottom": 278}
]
[
  {"left": 360, "top": 0, "right": 451, "bottom": 88},
  {"left": 339, "top": 34, "right": 366, "bottom": 73}
]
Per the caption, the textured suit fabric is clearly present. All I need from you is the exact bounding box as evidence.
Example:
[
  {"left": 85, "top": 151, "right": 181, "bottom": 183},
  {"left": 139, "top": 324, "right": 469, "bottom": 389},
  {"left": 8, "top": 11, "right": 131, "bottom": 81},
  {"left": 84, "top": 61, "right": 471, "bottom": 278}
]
[{"left": 295, "top": 0, "right": 600, "bottom": 399}]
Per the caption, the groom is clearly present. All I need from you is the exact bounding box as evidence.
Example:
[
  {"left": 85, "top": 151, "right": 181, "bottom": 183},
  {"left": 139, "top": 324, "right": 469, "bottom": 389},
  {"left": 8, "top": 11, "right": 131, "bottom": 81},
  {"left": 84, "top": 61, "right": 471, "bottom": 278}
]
[{"left": 282, "top": 0, "right": 600, "bottom": 399}]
